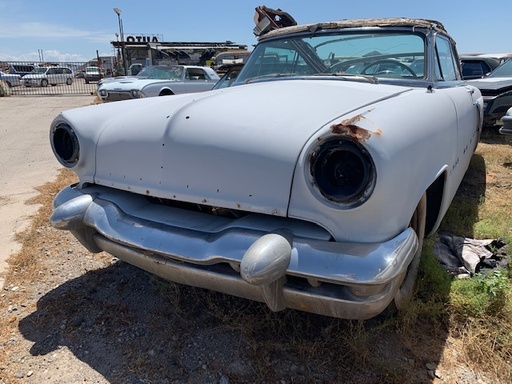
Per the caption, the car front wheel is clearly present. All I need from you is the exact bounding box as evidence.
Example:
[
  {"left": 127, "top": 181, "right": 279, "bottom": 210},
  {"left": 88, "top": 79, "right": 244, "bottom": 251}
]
[
  {"left": 66, "top": 78, "right": 73, "bottom": 85},
  {"left": 393, "top": 193, "right": 427, "bottom": 309},
  {"left": 41, "top": 79, "right": 48, "bottom": 87}
]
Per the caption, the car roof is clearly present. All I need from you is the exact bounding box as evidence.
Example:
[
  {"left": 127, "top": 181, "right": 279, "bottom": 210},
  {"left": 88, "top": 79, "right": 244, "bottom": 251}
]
[{"left": 260, "top": 17, "right": 447, "bottom": 40}]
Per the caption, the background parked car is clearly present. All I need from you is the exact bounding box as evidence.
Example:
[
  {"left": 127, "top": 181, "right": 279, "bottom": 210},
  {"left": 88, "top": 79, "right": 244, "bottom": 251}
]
[
  {"left": 22, "top": 66, "right": 74, "bottom": 87},
  {"left": 211, "top": 50, "right": 252, "bottom": 75},
  {"left": 211, "top": 63, "right": 244, "bottom": 89},
  {"left": 460, "top": 55, "right": 501, "bottom": 80},
  {"left": 467, "top": 59, "right": 512, "bottom": 126},
  {"left": 84, "top": 66, "right": 102, "bottom": 84},
  {"left": 499, "top": 107, "right": 512, "bottom": 141},
  {"left": 97, "top": 65, "right": 219, "bottom": 102},
  {"left": 0, "top": 70, "right": 22, "bottom": 87},
  {"left": 8, "top": 63, "right": 35, "bottom": 77},
  {"left": 128, "top": 63, "right": 144, "bottom": 76}
]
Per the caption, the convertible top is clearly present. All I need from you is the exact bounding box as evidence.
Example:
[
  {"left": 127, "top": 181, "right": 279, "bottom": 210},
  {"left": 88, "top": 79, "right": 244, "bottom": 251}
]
[{"left": 259, "top": 17, "right": 448, "bottom": 40}]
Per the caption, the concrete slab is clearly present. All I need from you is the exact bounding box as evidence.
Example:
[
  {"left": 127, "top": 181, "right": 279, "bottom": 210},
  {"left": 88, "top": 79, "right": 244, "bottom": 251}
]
[{"left": 0, "top": 95, "right": 95, "bottom": 288}]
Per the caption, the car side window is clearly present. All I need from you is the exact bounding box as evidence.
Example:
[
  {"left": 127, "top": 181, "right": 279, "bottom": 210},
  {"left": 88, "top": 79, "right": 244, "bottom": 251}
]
[
  {"left": 434, "top": 36, "right": 459, "bottom": 81},
  {"left": 187, "top": 69, "right": 206, "bottom": 80},
  {"left": 462, "top": 62, "right": 485, "bottom": 79}
]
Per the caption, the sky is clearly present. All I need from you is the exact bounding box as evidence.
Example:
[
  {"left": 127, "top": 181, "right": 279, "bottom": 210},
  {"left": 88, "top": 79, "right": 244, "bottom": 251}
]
[{"left": 0, "top": 0, "right": 510, "bottom": 63}]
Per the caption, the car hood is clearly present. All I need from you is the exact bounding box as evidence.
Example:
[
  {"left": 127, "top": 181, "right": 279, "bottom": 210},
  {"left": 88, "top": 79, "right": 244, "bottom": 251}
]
[
  {"left": 65, "top": 79, "right": 411, "bottom": 216},
  {"left": 99, "top": 78, "right": 170, "bottom": 90},
  {"left": 468, "top": 77, "right": 512, "bottom": 91}
]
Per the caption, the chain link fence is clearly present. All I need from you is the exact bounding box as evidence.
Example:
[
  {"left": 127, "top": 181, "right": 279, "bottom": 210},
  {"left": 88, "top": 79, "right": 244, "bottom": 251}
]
[{"left": 1, "top": 61, "right": 114, "bottom": 97}]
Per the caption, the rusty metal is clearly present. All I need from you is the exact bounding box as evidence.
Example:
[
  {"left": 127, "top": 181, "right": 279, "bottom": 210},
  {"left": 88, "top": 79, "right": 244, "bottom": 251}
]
[
  {"left": 253, "top": 6, "right": 297, "bottom": 36},
  {"left": 331, "top": 111, "right": 382, "bottom": 141}
]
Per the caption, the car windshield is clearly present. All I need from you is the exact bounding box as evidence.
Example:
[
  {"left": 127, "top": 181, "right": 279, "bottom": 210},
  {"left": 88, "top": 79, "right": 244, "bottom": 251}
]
[
  {"left": 235, "top": 30, "right": 426, "bottom": 84},
  {"left": 487, "top": 59, "right": 512, "bottom": 78},
  {"left": 30, "top": 67, "right": 48, "bottom": 74},
  {"left": 135, "top": 66, "right": 184, "bottom": 80}
]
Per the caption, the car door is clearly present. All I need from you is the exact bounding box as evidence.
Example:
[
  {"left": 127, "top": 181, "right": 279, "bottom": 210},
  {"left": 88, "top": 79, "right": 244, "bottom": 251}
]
[
  {"left": 56, "top": 68, "right": 66, "bottom": 84},
  {"left": 46, "top": 68, "right": 58, "bottom": 84},
  {"left": 435, "top": 36, "right": 482, "bottom": 186},
  {"left": 63, "top": 68, "right": 72, "bottom": 83}
]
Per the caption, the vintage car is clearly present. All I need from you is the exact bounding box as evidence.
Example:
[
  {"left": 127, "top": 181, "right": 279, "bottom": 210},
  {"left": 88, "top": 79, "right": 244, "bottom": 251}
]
[
  {"left": 49, "top": 17, "right": 482, "bottom": 320},
  {"left": 467, "top": 58, "right": 512, "bottom": 126},
  {"left": 96, "top": 65, "right": 220, "bottom": 102}
]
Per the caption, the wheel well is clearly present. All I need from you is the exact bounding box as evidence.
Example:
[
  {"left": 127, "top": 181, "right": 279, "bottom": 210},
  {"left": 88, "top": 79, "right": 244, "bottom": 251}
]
[
  {"left": 159, "top": 89, "right": 174, "bottom": 96},
  {"left": 425, "top": 173, "right": 446, "bottom": 235}
]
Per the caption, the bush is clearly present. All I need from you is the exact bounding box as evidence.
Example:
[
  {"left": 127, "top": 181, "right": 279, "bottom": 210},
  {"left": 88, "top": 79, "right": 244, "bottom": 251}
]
[{"left": 0, "top": 80, "right": 12, "bottom": 97}]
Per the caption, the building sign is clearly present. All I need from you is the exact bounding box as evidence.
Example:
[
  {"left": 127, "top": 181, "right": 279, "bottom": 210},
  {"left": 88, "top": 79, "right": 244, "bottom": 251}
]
[{"left": 126, "top": 35, "right": 160, "bottom": 43}]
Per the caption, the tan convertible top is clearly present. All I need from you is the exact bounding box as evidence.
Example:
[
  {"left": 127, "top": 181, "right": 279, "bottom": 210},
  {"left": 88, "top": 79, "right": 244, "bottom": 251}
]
[{"left": 260, "top": 17, "right": 447, "bottom": 40}]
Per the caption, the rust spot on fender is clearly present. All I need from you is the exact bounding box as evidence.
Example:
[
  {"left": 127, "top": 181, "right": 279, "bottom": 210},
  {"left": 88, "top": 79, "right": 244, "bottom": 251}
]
[{"left": 331, "top": 110, "right": 382, "bottom": 141}]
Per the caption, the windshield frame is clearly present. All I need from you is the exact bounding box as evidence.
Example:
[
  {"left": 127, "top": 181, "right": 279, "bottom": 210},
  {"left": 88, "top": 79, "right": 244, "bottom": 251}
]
[{"left": 233, "top": 26, "right": 443, "bottom": 87}]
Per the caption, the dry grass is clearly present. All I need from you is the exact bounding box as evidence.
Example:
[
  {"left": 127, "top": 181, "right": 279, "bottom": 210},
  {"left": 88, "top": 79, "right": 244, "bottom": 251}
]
[
  {"left": 8, "top": 170, "right": 78, "bottom": 278},
  {"left": 435, "top": 130, "right": 512, "bottom": 382}
]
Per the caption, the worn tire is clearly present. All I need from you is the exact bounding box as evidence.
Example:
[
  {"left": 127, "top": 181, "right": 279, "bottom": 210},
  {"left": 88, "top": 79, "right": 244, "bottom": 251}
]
[{"left": 393, "top": 193, "right": 427, "bottom": 309}]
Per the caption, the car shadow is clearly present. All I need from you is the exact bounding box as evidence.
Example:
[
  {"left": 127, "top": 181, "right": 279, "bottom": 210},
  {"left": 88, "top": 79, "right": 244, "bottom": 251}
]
[
  {"left": 442, "top": 152, "right": 487, "bottom": 239},
  {"left": 19, "top": 257, "right": 451, "bottom": 383}
]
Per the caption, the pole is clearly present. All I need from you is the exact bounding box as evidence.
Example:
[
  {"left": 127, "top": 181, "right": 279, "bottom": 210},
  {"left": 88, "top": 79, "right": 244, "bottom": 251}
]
[{"left": 113, "top": 8, "right": 127, "bottom": 75}]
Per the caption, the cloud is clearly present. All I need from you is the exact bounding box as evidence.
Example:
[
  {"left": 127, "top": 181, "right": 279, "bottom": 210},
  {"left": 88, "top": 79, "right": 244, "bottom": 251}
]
[
  {"left": 0, "top": 50, "right": 84, "bottom": 62},
  {"left": 0, "top": 20, "right": 113, "bottom": 43},
  {"left": 0, "top": 18, "right": 115, "bottom": 62},
  {"left": 0, "top": 21, "right": 88, "bottom": 38}
]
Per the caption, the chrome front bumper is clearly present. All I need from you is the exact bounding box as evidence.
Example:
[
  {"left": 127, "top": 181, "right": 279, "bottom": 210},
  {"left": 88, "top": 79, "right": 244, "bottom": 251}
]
[{"left": 51, "top": 185, "right": 419, "bottom": 319}]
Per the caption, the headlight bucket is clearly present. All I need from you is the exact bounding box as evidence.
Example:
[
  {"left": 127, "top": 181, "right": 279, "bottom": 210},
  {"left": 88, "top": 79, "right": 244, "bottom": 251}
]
[
  {"left": 50, "top": 123, "right": 80, "bottom": 168},
  {"left": 310, "top": 138, "right": 376, "bottom": 208},
  {"left": 130, "top": 89, "right": 145, "bottom": 98}
]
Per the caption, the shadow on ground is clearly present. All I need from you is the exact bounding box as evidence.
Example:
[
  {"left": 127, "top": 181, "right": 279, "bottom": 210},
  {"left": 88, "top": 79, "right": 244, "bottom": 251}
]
[{"left": 17, "top": 255, "right": 453, "bottom": 383}]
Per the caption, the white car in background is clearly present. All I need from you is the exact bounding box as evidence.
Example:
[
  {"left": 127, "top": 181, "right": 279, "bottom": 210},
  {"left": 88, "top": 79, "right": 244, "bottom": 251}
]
[
  {"left": 22, "top": 67, "right": 74, "bottom": 87},
  {"left": 97, "top": 65, "right": 219, "bottom": 102},
  {"left": 0, "top": 70, "right": 22, "bottom": 87}
]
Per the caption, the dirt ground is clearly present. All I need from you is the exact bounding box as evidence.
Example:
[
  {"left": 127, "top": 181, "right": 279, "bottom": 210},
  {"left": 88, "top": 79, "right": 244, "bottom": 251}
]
[
  {"left": 0, "top": 96, "right": 509, "bottom": 383},
  {"left": 0, "top": 95, "right": 96, "bottom": 289}
]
